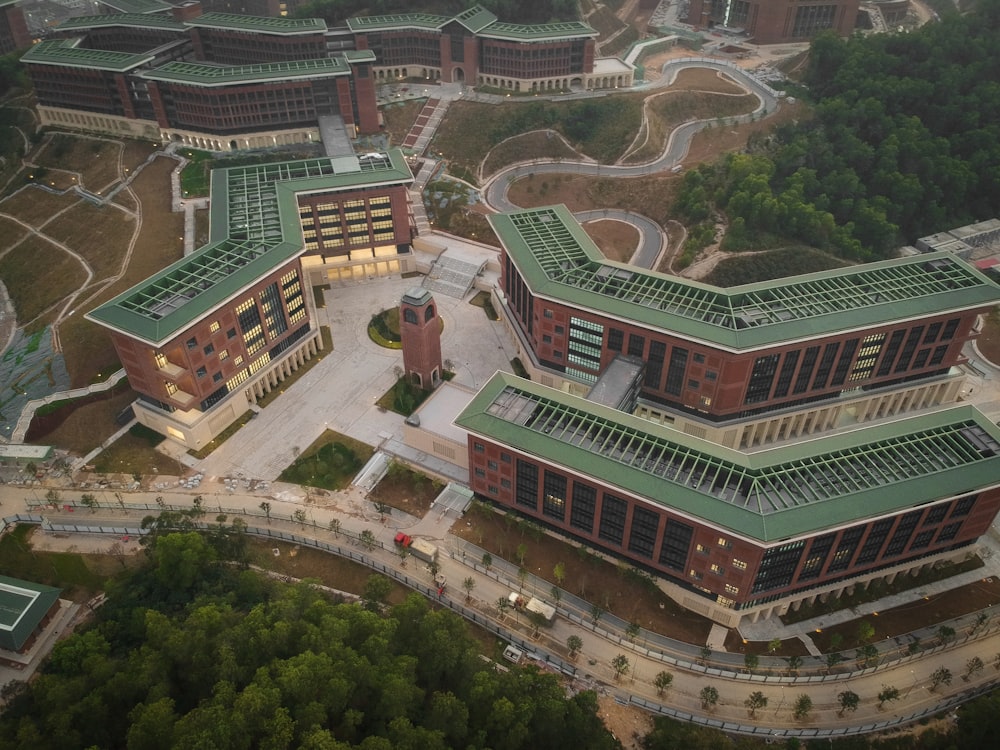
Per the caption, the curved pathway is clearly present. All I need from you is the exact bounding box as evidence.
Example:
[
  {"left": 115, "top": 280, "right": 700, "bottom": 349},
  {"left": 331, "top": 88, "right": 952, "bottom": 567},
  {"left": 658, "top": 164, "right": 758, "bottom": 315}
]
[{"left": 479, "top": 58, "right": 780, "bottom": 266}]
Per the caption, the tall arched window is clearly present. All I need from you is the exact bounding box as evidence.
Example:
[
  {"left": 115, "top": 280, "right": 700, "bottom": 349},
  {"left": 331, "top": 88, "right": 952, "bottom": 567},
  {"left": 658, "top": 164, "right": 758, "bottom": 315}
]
[
  {"left": 424, "top": 305, "right": 435, "bottom": 322},
  {"left": 404, "top": 308, "right": 418, "bottom": 324}
]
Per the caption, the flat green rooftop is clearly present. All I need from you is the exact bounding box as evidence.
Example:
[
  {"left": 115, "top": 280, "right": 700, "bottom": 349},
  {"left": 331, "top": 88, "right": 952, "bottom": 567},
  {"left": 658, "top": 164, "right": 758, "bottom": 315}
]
[
  {"left": 139, "top": 56, "right": 351, "bottom": 86},
  {"left": 0, "top": 575, "right": 61, "bottom": 652},
  {"left": 187, "top": 12, "right": 327, "bottom": 35},
  {"left": 21, "top": 38, "right": 154, "bottom": 72},
  {"left": 346, "top": 13, "right": 450, "bottom": 32},
  {"left": 346, "top": 5, "right": 594, "bottom": 41},
  {"left": 87, "top": 150, "right": 413, "bottom": 345},
  {"left": 491, "top": 205, "right": 1000, "bottom": 351},
  {"left": 55, "top": 13, "right": 185, "bottom": 31},
  {"left": 482, "top": 21, "right": 597, "bottom": 41},
  {"left": 457, "top": 372, "right": 1000, "bottom": 543},
  {"left": 97, "top": 0, "right": 171, "bottom": 12}
]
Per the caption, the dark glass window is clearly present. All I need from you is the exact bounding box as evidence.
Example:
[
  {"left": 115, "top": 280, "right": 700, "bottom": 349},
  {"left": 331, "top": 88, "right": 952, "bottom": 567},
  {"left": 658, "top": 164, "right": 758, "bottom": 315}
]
[
  {"left": 884, "top": 511, "right": 921, "bottom": 557},
  {"left": 937, "top": 521, "right": 962, "bottom": 543},
  {"left": 877, "top": 330, "right": 906, "bottom": 376},
  {"left": 186, "top": 337, "right": 197, "bottom": 349},
  {"left": 950, "top": 494, "right": 977, "bottom": 518},
  {"left": 929, "top": 345, "right": 949, "bottom": 366},
  {"left": 515, "top": 460, "right": 538, "bottom": 510},
  {"left": 203, "top": 343, "right": 215, "bottom": 355},
  {"left": 827, "top": 527, "right": 864, "bottom": 572},
  {"left": 751, "top": 541, "right": 804, "bottom": 593},
  {"left": 798, "top": 533, "right": 835, "bottom": 581},
  {"left": 608, "top": 328, "right": 624, "bottom": 352},
  {"left": 792, "top": 346, "right": 819, "bottom": 394},
  {"left": 811, "top": 343, "right": 840, "bottom": 390},
  {"left": 627, "top": 506, "right": 659, "bottom": 559},
  {"left": 227, "top": 328, "right": 237, "bottom": 339},
  {"left": 910, "top": 530, "right": 934, "bottom": 550},
  {"left": 912, "top": 349, "right": 930, "bottom": 369},
  {"left": 542, "top": 470, "right": 567, "bottom": 521},
  {"left": 830, "top": 338, "right": 858, "bottom": 386},
  {"left": 196, "top": 366, "right": 207, "bottom": 378},
  {"left": 598, "top": 493, "right": 628, "bottom": 546},
  {"left": 645, "top": 341, "right": 666, "bottom": 389},
  {"left": 658, "top": 520, "right": 692, "bottom": 570},
  {"left": 773, "top": 350, "right": 799, "bottom": 398},
  {"left": 570, "top": 483, "right": 597, "bottom": 533},
  {"left": 923, "top": 322, "right": 942, "bottom": 343},
  {"left": 664, "top": 347, "right": 688, "bottom": 396},
  {"left": 855, "top": 519, "right": 894, "bottom": 564},
  {"left": 628, "top": 334, "right": 645, "bottom": 357},
  {"left": 941, "top": 318, "right": 960, "bottom": 340},
  {"left": 924, "top": 505, "right": 948, "bottom": 525},
  {"left": 744, "top": 354, "right": 780, "bottom": 404},
  {"left": 894, "top": 327, "right": 925, "bottom": 373}
]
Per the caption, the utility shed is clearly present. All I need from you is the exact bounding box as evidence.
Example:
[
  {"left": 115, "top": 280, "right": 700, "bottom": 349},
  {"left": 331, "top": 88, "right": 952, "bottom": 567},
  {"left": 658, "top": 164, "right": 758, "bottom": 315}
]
[{"left": 0, "top": 575, "right": 62, "bottom": 652}]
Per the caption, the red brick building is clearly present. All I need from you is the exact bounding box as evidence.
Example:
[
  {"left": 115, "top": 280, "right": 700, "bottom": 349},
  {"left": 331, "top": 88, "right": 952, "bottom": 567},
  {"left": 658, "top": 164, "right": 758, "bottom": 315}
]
[
  {"left": 86, "top": 150, "right": 414, "bottom": 448},
  {"left": 452, "top": 205, "right": 1000, "bottom": 626},
  {"left": 0, "top": 0, "right": 29, "bottom": 56},
  {"left": 685, "top": 0, "right": 860, "bottom": 44}
]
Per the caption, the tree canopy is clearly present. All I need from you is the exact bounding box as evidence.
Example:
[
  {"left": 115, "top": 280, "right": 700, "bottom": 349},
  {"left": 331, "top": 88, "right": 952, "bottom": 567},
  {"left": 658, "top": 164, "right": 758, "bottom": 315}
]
[
  {"left": 0, "top": 532, "right": 615, "bottom": 750},
  {"left": 675, "top": 0, "right": 1000, "bottom": 260}
]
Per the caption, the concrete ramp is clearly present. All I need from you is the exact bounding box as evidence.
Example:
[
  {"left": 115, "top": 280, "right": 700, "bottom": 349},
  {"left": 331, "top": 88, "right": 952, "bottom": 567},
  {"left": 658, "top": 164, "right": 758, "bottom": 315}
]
[
  {"left": 423, "top": 251, "right": 486, "bottom": 299},
  {"left": 318, "top": 115, "right": 353, "bottom": 156}
]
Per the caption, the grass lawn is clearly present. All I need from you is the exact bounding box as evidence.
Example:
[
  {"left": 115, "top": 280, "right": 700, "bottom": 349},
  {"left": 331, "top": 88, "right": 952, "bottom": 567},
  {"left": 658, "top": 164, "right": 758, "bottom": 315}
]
[
  {"left": 92, "top": 423, "right": 187, "bottom": 476},
  {"left": 278, "top": 429, "right": 374, "bottom": 491},
  {"left": 0, "top": 525, "right": 121, "bottom": 601}
]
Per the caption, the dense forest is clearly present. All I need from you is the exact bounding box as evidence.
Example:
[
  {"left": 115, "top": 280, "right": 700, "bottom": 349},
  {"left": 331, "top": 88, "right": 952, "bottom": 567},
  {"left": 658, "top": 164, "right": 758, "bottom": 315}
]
[
  {"left": 294, "top": 0, "right": 578, "bottom": 24},
  {"left": 675, "top": 0, "right": 1000, "bottom": 261},
  {"left": 0, "top": 531, "right": 617, "bottom": 750}
]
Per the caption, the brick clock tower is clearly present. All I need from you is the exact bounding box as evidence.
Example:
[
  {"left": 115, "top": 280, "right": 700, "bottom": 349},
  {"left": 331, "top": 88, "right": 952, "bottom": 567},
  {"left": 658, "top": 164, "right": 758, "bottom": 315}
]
[{"left": 399, "top": 287, "right": 442, "bottom": 390}]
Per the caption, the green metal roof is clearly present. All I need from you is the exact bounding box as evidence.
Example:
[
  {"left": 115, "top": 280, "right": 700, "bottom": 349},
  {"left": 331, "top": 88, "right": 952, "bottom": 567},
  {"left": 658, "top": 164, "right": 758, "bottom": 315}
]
[
  {"left": 21, "top": 38, "right": 154, "bottom": 72},
  {"left": 186, "top": 12, "right": 327, "bottom": 35},
  {"left": 490, "top": 205, "right": 1000, "bottom": 351},
  {"left": 346, "top": 13, "right": 448, "bottom": 32},
  {"left": 345, "top": 7, "right": 595, "bottom": 41},
  {"left": 96, "top": 0, "right": 171, "bottom": 13},
  {"left": 456, "top": 372, "right": 1000, "bottom": 543},
  {"left": 87, "top": 150, "right": 413, "bottom": 345},
  {"left": 342, "top": 49, "right": 377, "bottom": 64},
  {"left": 451, "top": 4, "right": 497, "bottom": 33},
  {"left": 55, "top": 13, "right": 185, "bottom": 31},
  {"left": 0, "top": 575, "right": 61, "bottom": 652},
  {"left": 139, "top": 56, "right": 350, "bottom": 86},
  {"left": 481, "top": 21, "right": 597, "bottom": 41}
]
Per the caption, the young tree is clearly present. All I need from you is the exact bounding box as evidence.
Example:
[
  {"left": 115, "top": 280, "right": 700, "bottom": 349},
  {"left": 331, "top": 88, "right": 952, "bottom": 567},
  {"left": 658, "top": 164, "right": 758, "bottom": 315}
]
[
  {"left": 971, "top": 612, "right": 989, "bottom": 635},
  {"left": 700, "top": 686, "right": 719, "bottom": 710},
  {"left": 44, "top": 488, "right": 60, "bottom": 505},
  {"left": 553, "top": 561, "right": 566, "bottom": 586},
  {"left": 699, "top": 645, "right": 712, "bottom": 665},
  {"left": 516, "top": 543, "right": 528, "bottom": 566},
  {"left": 965, "top": 656, "right": 985, "bottom": 680},
  {"left": 496, "top": 596, "right": 510, "bottom": 621},
  {"left": 857, "top": 620, "right": 876, "bottom": 643},
  {"left": 743, "top": 653, "right": 759, "bottom": 674},
  {"left": 590, "top": 604, "right": 605, "bottom": 628},
  {"left": 80, "top": 493, "right": 98, "bottom": 512},
  {"left": 930, "top": 666, "right": 952, "bottom": 691},
  {"left": 292, "top": 508, "right": 307, "bottom": 527},
  {"left": 837, "top": 690, "right": 859, "bottom": 716},
  {"left": 744, "top": 690, "right": 768, "bottom": 718},
  {"left": 462, "top": 576, "right": 476, "bottom": 602},
  {"left": 372, "top": 500, "right": 391, "bottom": 520},
  {"left": 259, "top": 501, "right": 272, "bottom": 524},
  {"left": 611, "top": 654, "right": 629, "bottom": 681},
  {"left": 653, "top": 671, "right": 673, "bottom": 697},
  {"left": 626, "top": 622, "right": 640, "bottom": 643},
  {"left": 359, "top": 529, "right": 377, "bottom": 551},
  {"left": 793, "top": 694, "right": 812, "bottom": 720},
  {"left": 877, "top": 685, "right": 900, "bottom": 710},
  {"left": 829, "top": 633, "right": 844, "bottom": 652},
  {"left": 397, "top": 544, "right": 409, "bottom": 567},
  {"left": 549, "top": 585, "right": 562, "bottom": 605},
  {"left": 936, "top": 625, "right": 956, "bottom": 646},
  {"left": 785, "top": 654, "right": 803, "bottom": 675},
  {"left": 328, "top": 518, "right": 341, "bottom": 537},
  {"left": 767, "top": 637, "right": 782, "bottom": 654},
  {"left": 481, "top": 552, "right": 492, "bottom": 569},
  {"left": 856, "top": 643, "right": 878, "bottom": 668},
  {"left": 567, "top": 635, "right": 583, "bottom": 658},
  {"left": 825, "top": 652, "right": 844, "bottom": 672}
]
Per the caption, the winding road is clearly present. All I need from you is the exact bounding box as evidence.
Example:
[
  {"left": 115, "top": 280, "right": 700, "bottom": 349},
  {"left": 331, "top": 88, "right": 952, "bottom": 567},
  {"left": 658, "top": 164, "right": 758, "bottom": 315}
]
[{"left": 480, "top": 58, "right": 781, "bottom": 268}]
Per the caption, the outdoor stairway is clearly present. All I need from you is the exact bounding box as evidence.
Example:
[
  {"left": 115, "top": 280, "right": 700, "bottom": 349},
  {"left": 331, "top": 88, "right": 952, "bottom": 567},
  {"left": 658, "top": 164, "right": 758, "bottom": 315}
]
[
  {"left": 423, "top": 252, "right": 486, "bottom": 299},
  {"left": 401, "top": 98, "right": 449, "bottom": 155}
]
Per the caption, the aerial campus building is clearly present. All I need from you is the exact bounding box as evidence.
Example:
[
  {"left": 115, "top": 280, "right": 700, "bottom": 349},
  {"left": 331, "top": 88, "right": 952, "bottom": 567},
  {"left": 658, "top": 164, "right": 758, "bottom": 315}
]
[
  {"left": 86, "top": 149, "right": 415, "bottom": 449},
  {"left": 684, "top": 0, "right": 861, "bottom": 44},
  {"left": 22, "top": 4, "right": 627, "bottom": 148},
  {"left": 0, "top": 0, "right": 29, "bottom": 56},
  {"left": 452, "top": 205, "right": 1000, "bottom": 626}
]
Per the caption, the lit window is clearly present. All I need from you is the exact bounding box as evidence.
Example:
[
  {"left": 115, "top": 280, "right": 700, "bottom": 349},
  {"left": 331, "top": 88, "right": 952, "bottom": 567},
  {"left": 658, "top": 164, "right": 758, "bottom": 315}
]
[
  {"left": 219, "top": 350, "right": 229, "bottom": 361},
  {"left": 725, "top": 583, "right": 739, "bottom": 594},
  {"left": 696, "top": 544, "right": 709, "bottom": 554},
  {"left": 710, "top": 563, "right": 724, "bottom": 575},
  {"left": 733, "top": 558, "right": 747, "bottom": 570},
  {"left": 209, "top": 321, "right": 220, "bottom": 333},
  {"left": 718, "top": 537, "right": 731, "bottom": 548}
]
